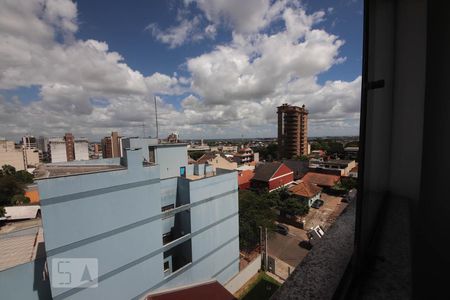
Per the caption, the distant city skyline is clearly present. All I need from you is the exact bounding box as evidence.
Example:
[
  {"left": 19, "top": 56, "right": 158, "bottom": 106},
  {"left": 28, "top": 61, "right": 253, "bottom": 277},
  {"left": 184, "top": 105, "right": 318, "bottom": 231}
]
[{"left": 0, "top": 0, "right": 363, "bottom": 140}]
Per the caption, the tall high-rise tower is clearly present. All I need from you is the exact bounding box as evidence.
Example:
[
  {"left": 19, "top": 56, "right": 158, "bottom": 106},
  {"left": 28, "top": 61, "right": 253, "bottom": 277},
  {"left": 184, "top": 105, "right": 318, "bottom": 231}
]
[
  {"left": 101, "top": 132, "right": 122, "bottom": 158},
  {"left": 277, "top": 104, "right": 308, "bottom": 159},
  {"left": 64, "top": 133, "right": 75, "bottom": 161}
]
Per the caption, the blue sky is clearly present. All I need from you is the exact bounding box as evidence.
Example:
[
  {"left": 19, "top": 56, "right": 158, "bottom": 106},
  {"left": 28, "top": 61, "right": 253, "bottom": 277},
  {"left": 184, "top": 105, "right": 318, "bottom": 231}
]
[{"left": 0, "top": 0, "right": 363, "bottom": 140}]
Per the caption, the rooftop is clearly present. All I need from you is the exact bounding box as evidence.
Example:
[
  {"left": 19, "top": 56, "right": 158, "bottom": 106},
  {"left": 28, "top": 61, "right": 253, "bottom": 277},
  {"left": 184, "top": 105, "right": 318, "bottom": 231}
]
[
  {"left": 321, "top": 159, "right": 354, "bottom": 165},
  {"left": 196, "top": 152, "right": 234, "bottom": 164},
  {"left": 34, "top": 164, "right": 126, "bottom": 179},
  {"left": 289, "top": 181, "right": 322, "bottom": 198},
  {"left": 0, "top": 226, "right": 45, "bottom": 271},
  {"left": 252, "top": 162, "right": 284, "bottom": 182},
  {"left": 302, "top": 172, "right": 340, "bottom": 187},
  {"left": 238, "top": 170, "right": 255, "bottom": 186},
  {"left": 147, "top": 280, "right": 236, "bottom": 300}
]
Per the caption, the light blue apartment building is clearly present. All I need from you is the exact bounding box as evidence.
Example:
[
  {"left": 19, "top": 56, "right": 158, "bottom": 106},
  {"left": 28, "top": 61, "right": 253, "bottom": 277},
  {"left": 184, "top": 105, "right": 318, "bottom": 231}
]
[{"left": 0, "top": 139, "right": 239, "bottom": 299}]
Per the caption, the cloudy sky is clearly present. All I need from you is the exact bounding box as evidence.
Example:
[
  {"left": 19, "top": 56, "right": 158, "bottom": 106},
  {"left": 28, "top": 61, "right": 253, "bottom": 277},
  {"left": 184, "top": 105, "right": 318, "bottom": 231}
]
[{"left": 0, "top": 0, "right": 363, "bottom": 141}]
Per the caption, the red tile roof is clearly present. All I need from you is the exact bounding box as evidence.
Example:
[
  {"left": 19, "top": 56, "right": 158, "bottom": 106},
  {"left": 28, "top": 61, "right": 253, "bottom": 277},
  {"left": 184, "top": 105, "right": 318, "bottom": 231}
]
[
  {"left": 147, "top": 281, "right": 236, "bottom": 300},
  {"left": 302, "top": 172, "right": 340, "bottom": 187},
  {"left": 238, "top": 170, "right": 255, "bottom": 186},
  {"left": 289, "top": 181, "right": 322, "bottom": 198},
  {"left": 252, "top": 162, "right": 293, "bottom": 182}
]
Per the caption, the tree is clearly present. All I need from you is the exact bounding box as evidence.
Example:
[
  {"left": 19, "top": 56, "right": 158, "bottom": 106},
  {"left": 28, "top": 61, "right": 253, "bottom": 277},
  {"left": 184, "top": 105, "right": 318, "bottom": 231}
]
[
  {"left": 266, "top": 143, "right": 278, "bottom": 161},
  {"left": 11, "top": 194, "right": 30, "bottom": 205},
  {"left": 278, "top": 186, "right": 290, "bottom": 201},
  {"left": 1, "top": 165, "right": 16, "bottom": 176},
  {"left": 327, "top": 142, "right": 345, "bottom": 155},
  {"left": 338, "top": 177, "right": 358, "bottom": 191},
  {"left": 261, "top": 190, "right": 280, "bottom": 207},
  {"left": 298, "top": 155, "right": 309, "bottom": 161},
  {"left": 0, "top": 175, "right": 24, "bottom": 206},
  {"left": 255, "top": 143, "right": 278, "bottom": 161},
  {"left": 15, "top": 170, "right": 34, "bottom": 184},
  {"left": 279, "top": 198, "right": 309, "bottom": 217},
  {"left": 239, "top": 190, "right": 277, "bottom": 251},
  {"left": 345, "top": 141, "right": 359, "bottom": 148},
  {"left": 0, "top": 165, "right": 33, "bottom": 207},
  {"left": 0, "top": 206, "right": 5, "bottom": 218}
]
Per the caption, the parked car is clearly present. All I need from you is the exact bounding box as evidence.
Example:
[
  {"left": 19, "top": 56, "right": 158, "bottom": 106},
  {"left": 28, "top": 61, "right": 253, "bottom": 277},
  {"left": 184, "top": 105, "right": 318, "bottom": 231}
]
[
  {"left": 311, "top": 199, "right": 324, "bottom": 209},
  {"left": 299, "top": 240, "right": 313, "bottom": 250},
  {"left": 276, "top": 223, "right": 289, "bottom": 235},
  {"left": 342, "top": 189, "right": 357, "bottom": 203}
]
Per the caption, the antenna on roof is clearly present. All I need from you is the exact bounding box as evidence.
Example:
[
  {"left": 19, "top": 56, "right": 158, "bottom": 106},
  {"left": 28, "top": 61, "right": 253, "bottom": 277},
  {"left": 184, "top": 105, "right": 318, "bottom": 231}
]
[{"left": 154, "top": 96, "right": 159, "bottom": 139}]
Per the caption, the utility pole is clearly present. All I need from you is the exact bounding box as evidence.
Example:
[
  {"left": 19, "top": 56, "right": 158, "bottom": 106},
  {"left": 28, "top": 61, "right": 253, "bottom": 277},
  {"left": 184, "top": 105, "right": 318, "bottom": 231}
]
[
  {"left": 154, "top": 96, "right": 159, "bottom": 139},
  {"left": 265, "top": 227, "right": 268, "bottom": 271},
  {"left": 259, "top": 226, "right": 263, "bottom": 267}
]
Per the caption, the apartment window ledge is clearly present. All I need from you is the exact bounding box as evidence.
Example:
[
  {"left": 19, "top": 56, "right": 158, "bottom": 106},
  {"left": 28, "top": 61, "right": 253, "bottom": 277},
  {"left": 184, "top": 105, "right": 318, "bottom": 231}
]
[
  {"left": 163, "top": 262, "right": 192, "bottom": 280},
  {"left": 162, "top": 233, "right": 192, "bottom": 252},
  {"left": 271, "top": 199, "right": 356, "bottom": 300}
]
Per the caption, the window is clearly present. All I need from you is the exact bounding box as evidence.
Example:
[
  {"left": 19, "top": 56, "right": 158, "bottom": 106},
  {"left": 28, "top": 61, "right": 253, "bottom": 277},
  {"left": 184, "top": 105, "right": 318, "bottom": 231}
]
[
  {"left": 164, "top": 261, "right": 169, "bottom": 272},
  {"left": 163, "top": 232, "right": 173, "bottom": 245},
  {"left": 161, "top": 204, "right": 175, "bottom": 212},
  {"left": 148, "top": 146, "right": 155, "bottom": 163}
]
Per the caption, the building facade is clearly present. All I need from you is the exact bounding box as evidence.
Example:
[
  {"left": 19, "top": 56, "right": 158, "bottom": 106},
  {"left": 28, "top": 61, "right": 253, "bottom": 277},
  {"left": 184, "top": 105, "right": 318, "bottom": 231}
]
[
  {"left": 0, "top": 139, "right": 39, "bottom": 170},
  {"left": 310, "top": 160, "right": 357, "bottom": 176},
  {"left": 0, "top": 139, "right": 26, "bottom": 170},
  {"left": 289, "top": 181, "right": 322, "bottom": 207},
  {"left": 277, "top": 104, "right": 309, "bottom": 159},
  {"left": 48, "top": 138, "right": 67, "bottom": 163},
  {"left": 64, "top": 133, "right": 75, "bottom": 161},
  {"left": 74, "top": 139, "right": 89, "bottom": 161},
  {"left": 102, "top": 132, "right": 123, "bottom": 158},
  {"left": 24, "top": 148, "right": 39, "bottom": 167},
  {"left": 22, "top": 135, "right": 37, "bottom": 149},
  {"left": 197, "top": 152, "right": 238, "bottom": 171},
  {"left": 36, "top": 140, "right": 239, "bottom": 299},
  {"left": 233, "top": 147, "right": 258, "bottom": 164},
  {"left": 251, "top": 162, "right": 294, "bottom": 192}
]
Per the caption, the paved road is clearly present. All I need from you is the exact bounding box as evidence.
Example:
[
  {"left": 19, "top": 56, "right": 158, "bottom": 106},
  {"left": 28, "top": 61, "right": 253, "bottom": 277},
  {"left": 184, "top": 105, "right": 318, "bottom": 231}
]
[{"left": 267, "top": 232, "right": 309, "bottom": 267}]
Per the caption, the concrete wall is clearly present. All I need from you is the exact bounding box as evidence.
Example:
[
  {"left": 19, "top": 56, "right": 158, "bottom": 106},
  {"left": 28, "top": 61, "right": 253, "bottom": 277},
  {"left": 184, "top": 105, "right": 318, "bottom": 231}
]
[
  {"left": 122, "top": 138, "right": 187, "bottom": 180},
  {"left": 25, "top": 149, "right": 40, "bottom": 167},
  {"left": 49, "top": 142, "right": 67, "bottom": 163},
  {"left": 122, "top": 138, "right": 158, "bottom": 161},
  {"left": 0, "top": 140, "right": 15, "bottom": 152},
  {"left": 49, "top": 157, "right": 121, "bottom": 166},
  {"left": 160, "top": 178, "right": 178, "bottom": 207},
  {"left": 74, "top": 141, "right": 89, "bottom": 161},
  {"left": 207, "top": 155, "right": 237, "bottom": 171},
  {"left": 272, "top": 257, "right": 294, "bottom": 280},
  {"left": 0, "top": 150, "right": 25, "bottom": 170},
  {"left": 155, "top": 146, "right": 188, "bottom": 179},
  {"left": 225, "top": 255, "right": 261, "bottom": 294}
]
